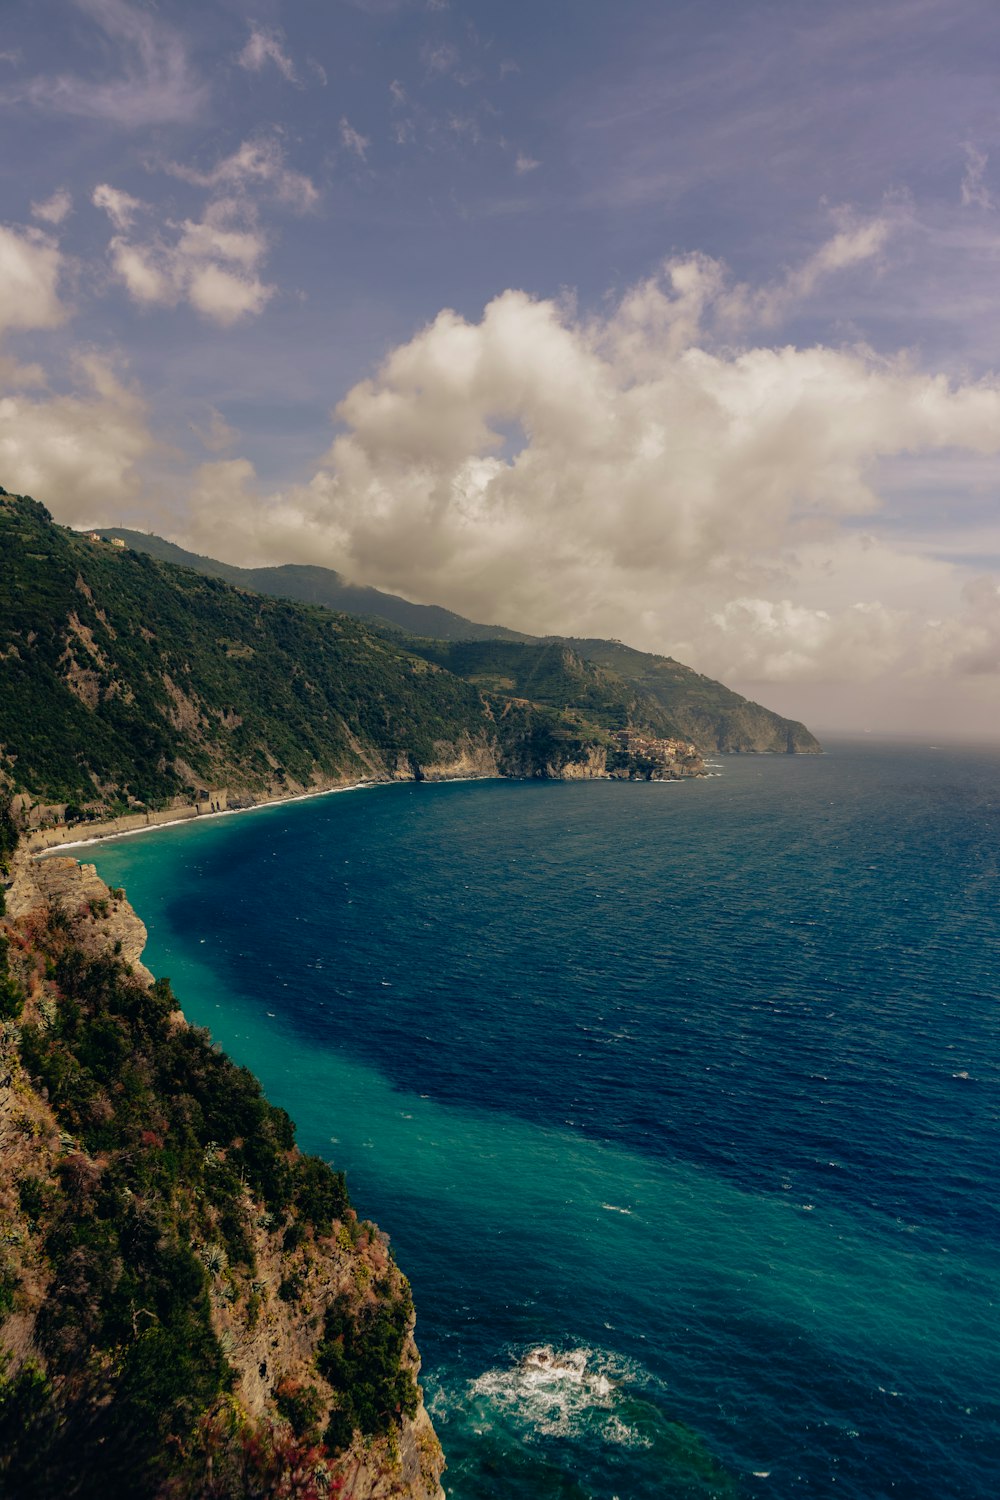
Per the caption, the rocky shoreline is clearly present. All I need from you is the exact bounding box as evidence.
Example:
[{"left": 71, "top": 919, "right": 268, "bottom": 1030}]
[
  {"left": 21, "top": 733, "right": 707, "bottom": 858},
  {"left": 0, "top": 842, "right": 447, "bottom": 1498}
]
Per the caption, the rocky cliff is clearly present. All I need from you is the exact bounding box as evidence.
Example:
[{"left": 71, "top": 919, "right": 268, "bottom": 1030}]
[{"left": 0, "top": 843, "right": 445, "bottom": 1500}]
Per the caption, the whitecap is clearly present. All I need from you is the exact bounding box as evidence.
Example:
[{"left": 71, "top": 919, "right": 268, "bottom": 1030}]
[
  {"left": 601, "top": 1203, "right": 633, "bottom": 1215},
  {"left": 467, "top": 1344, "right": 620, "bottom": 1439}
]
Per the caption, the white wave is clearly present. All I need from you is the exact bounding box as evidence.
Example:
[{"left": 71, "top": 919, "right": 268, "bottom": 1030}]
[
  {"left": 601, "top": 1203, "right": 633, "bottom": 1215},
  {"left": 467, "top": 1345, "right": 621, "bottom": 1439}
]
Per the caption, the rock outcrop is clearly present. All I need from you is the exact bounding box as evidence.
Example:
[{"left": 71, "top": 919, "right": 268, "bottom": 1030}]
[
  {"left": 0, "top": 850, "right": 446, "bottom": 1500},
  {"left": 6, "top": 851, "right": 152, "bottom": 980}
]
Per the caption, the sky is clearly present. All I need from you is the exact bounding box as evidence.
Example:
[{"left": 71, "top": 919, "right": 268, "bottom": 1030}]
[{"left": 3, "top": 0, "right": 1000, "bottom": 735}]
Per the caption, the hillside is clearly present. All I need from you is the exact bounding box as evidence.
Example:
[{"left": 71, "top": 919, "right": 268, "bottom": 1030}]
[
  {"left": 403, "top": 638, "right": 686, "bottom": 739},
  {"left": 96, "top": 528, "right": 530, "bottom": 644},
  {"left": 0, "top": 821, "right": 444, "bottom": 1499},
  {"left": 96, "top": 529, "right": 819, "bottom": 756},
  {"left": 0, "top": 491, "right": 702, "bottom": 826},
  {"left": 563, "top": 639, "right": 821, "bottom": 754}
]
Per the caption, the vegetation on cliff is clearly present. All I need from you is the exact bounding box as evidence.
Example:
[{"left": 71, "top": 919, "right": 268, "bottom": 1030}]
[
  {"left": 96, "top": 526, "right": 819, "bottom": 756},
  {"left": 402, "top": 638, "right": 694, "bottom": 741},
  {"left": 1, "top": 490, "right": 703, "bottom": 818},
  {"left": 96, "top": 527, "right": 529, "bottom": 645},
  {"left": 561, "top": 638, "right": 821, "bottom": 754},
  {"left": 0, "top": 801, "right": 441, "bottom": 1498}
]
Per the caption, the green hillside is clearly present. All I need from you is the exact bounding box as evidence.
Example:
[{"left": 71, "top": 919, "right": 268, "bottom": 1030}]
[
  {"left": 403, "top": 638, "right": 685, "bottom": 738},
  {"left": 96, "top": 529, "right": 819, "bottom": 755},
  {"left": 563, "top": 638, "right": 821, "bottom": 754},
  {"left": 96, "top": 528, "right": 530, "bottom": 643},
  {"left": 0, "top": 491, "right": 690, "bottom": 816}
]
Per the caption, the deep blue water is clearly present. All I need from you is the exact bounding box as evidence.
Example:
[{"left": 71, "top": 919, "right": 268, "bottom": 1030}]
[{"left": 84, "top": 741, "right": 1000, "bottom": 1499}]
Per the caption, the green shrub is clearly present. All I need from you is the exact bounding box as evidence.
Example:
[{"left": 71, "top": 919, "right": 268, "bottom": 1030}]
[
  {"left": 275, "top": 1379, "right": 324, "bottom": 1439},
  {"left": 317, "top": 1284, "right": 418, "bottom": 1444}
]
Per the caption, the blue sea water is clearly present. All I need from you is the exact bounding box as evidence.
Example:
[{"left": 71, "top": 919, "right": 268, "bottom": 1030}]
[{"left": 84, "top": 740, "right": 1000, "bottom": 1499}]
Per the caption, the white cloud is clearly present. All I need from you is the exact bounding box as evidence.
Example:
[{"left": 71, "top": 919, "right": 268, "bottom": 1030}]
[
  {"left": 236, "top": 23, "right": 297, "bottom": 83},
  {"left": 187, "top": 263, "right": 272, "bottom": 325},
  {"left": 174, "top": 240, "right": 1000, "bottom": 703},
  {"left": 92, "top": 182, "right": 143, "bottom": 231},
  {"left": 0, "top": 354, "right": 151, "bottom": 521},
  {"left": 164, "top": 136, "right": 318, "bottom": 213},
  {"left": 95, "top": 194, "right": 274, "bottom": 326},
  {"left": 515, "top": 152, "right": 540, "bottom": 175},
  {"left": 716, "top": 208, "right": 897, "bottom": 329},
  {"left": 30, "top": 189, "right": 73, "bottom": 226},
  {"left": 26, "top": 0, "right": 206, "bottom": 125},
  {"left": 0, "top": 225, "right": 66, "bottom": 339},
  {"left": 708, "top": 596, "right": 908, "bottom": 683},
  {"left": 95, "top": 137, "right": 316, "bottom": 327},
  {"left": 340, "top": 118, "right": 370, "bottom": 161}
]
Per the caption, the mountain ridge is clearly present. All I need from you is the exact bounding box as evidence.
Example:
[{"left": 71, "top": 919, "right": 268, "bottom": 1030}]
[
  {"left": 94, "top": 528, "right": 819, "bottom": 756},
  {"left": 0, "top": 491, "right": 706, "bottom": 829}
]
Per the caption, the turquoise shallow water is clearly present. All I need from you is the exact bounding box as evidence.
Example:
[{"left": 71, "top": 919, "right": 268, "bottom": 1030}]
[{"left": 84, "top": 742, "right": 1000, "bottom": 1499}]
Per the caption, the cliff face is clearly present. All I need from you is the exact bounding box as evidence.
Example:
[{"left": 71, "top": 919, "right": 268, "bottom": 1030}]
[{"left": 0, "top": 848, "right": 445, "bottom": 1500}]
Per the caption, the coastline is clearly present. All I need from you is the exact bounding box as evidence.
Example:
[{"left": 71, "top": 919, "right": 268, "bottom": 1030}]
[
  {"left": 28, "top": 761, "right": 715, "bottom": 858},
  {"left": 27, "top": 775, "right": 389, "bottom": 856},
  {"left": 27, "top": 769, "right": 513, "bottom": 857}
]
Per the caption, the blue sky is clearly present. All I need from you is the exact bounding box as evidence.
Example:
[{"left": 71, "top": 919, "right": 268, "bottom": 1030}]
[{"left": 3, "top": 0, "right": 1000, "bottom": 732}]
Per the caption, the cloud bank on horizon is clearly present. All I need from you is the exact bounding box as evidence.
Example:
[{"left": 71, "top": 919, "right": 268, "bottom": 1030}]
[{"left": 2, "top": 0, "right": 1000, "bottom": 734}]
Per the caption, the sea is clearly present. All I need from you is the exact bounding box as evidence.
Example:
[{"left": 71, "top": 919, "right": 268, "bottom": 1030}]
[{"left": 83, "top": 738, "right": 1000, "bottom": 1500}]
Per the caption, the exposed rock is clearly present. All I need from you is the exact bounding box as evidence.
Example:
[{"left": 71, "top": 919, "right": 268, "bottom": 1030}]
[
  {"left": 554, "top": 744, "right": 608, "bottom": 779},
  {"left": 417, "top": 734, "right": 501, "bottom": 781},
  {"left": 0, "top": 852, "right": 446, "bottom": 1499},
  {"left": 7, "top": 851, "right": 152, "bottom": 983}
]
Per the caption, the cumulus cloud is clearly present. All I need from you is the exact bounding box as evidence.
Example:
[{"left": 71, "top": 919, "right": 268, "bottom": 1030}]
[
  {"left": 515, "top": 152, "right": 540, "bottom": 175},
  {"left": 173, "top": 241, "right": 1000, "bottom": 695},
  {"left": 0, "top": 224, "right": 66, "bottom": 339},
  {"left": 93, "top": 136, "right": 318, "bottom": 327},
  {"left": 26, "top": 0, "right": 206, "bottom": 125},
  {"left": 30, "top": 189, "right": 73, "bottom": 226},
  {"left": 95, "top": 193, "right": 273, "bottom": 326},
  {"left": 236, "top": 23, "right": 297, "bottom": 83},
  {"left": 0, "top": 354, "right": 152, "bottom": 521},
  {"left": 164, "top": 135, "right": 319, "bottom": 213}
]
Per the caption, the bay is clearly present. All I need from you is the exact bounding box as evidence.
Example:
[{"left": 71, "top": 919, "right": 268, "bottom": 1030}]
[{"left": 85, "top": 740, "right": 1000, "bottom": 1499}]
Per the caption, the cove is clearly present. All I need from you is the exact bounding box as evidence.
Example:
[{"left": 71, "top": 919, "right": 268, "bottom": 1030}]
[{"left": 86, "top": 748, "right": 1000, "bottom": 1499}]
